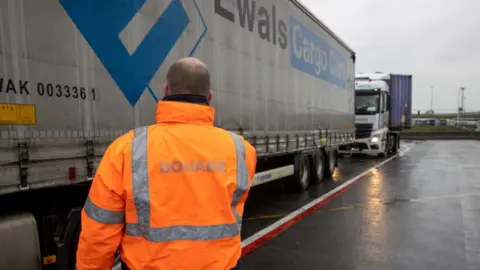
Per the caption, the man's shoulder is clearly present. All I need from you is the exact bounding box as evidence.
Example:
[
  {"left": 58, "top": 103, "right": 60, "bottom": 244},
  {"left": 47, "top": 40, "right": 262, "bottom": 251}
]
[
  {"left": 208, "top": 127, "right": 243, "bottom": 140},
  {"left": 210, "top": 128, "right": 256, "bottom": 153},
  {"left": 106, "top": 129, "right": 136, "bottom": 156}
]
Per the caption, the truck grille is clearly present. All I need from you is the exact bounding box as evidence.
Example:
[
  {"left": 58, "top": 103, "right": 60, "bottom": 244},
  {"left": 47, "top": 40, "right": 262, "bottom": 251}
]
[{"left": 355, "top": 123, "right": 373, "bottom": 139}]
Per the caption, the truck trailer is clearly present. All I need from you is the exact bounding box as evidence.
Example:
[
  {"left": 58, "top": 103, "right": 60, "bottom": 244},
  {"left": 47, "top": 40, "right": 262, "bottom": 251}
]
[
  {"left": 0, "top": 0, "right": 355, "bottom": 269},
  {"left": 339, "top": 72, "right": 412, "bottom": 157}
]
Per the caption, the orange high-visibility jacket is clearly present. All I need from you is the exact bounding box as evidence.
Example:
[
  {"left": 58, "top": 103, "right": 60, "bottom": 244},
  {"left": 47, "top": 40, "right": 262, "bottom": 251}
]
[{"left": 76, "top": 99, "right": 257, "bottom": 270}]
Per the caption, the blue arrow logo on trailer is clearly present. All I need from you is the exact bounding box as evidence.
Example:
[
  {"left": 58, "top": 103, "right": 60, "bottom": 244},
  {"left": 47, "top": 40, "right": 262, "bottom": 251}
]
[{"left": 59, "top": 0, "right": 207, "bottom": 106}]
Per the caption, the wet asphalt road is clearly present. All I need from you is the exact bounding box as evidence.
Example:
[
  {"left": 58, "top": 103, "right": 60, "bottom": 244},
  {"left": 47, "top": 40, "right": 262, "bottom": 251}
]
[
  {"left": 241, "top": 149, "right": 395, "bottom": 240},
  {"left": 241, "top": 140, "right": 480, "bottom": 270}
]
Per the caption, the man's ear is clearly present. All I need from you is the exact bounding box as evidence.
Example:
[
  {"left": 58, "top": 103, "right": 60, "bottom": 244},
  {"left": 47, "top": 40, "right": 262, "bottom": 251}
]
[
  {"left": 163, "top": 83, "right": 169, "bottom": 98},
  {"left": 207, "top": 90, "right": 214, "bottom": 102}
]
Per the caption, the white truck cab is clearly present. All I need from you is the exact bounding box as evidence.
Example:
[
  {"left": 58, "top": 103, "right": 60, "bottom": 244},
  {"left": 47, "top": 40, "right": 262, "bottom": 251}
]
[{"left": 339, "top": 72, "right": 403, "bottom": 157}]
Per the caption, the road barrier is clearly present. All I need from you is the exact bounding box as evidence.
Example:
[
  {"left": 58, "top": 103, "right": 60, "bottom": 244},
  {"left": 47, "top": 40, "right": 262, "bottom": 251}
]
[{"left": 400, "top": 131, "right": 480, "bottom": 140}]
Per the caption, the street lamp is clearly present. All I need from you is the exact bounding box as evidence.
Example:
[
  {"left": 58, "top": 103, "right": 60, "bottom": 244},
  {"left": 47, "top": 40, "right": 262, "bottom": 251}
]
[{"left": 457, "top": 87, "right": 466, "bottom": 127}]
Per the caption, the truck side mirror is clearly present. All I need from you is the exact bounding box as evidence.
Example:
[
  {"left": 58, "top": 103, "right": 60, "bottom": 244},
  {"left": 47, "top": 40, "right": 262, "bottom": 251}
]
[{"left": 387, "top": 95, "right": 391, "bottom": 111}]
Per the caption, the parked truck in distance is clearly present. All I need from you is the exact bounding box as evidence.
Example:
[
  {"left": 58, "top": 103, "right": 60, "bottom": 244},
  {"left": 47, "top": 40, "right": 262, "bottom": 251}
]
[
  {"left": 339, "top": 72, "right": 412, "bottom": 157},
  {"left": 0, "top": 0, "right": 355, "bottom": 269}
]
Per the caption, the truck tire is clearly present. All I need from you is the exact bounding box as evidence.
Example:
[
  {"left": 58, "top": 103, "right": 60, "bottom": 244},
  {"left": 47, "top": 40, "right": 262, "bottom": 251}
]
[
  {"left": 324, "top": 149, "right": 337, "bottom": 179},
  {"left": 287, "top": 153, "right": 311, "bottom": 191},
  {"left": 55, "top": 208, "right": 81, "bottom": 270},
  {"left": 391, "top": 134, "right": 399, "bottom": 154},
  {"left": 310, "top": 150, "right": 326, "bottom": 184},
  {"left": 55, "top": 208, "right": 122, "bottom": 270}
]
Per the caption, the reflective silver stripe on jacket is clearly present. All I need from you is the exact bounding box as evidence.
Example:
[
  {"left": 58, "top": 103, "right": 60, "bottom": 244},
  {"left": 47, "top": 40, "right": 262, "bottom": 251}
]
[
  {"left": 126, "top": 127, "right": 249, "bottom": 242},
  {"left": 228, "top": 131, "right": 250, "bottom": 230},
  {"left": 84, "top": 196, "right": 125, "bottom": 224},
  {"left": 126, "top": 222, "right": 239, "bottom": 242},
  {"left": 131, "top": 126, "right": 150, "bottom": 230}
]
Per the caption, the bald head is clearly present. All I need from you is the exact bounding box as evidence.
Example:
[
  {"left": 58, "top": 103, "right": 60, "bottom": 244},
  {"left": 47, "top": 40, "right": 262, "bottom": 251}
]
[{"left": 165, "top": 57, "right": 211, "bottom": 97}]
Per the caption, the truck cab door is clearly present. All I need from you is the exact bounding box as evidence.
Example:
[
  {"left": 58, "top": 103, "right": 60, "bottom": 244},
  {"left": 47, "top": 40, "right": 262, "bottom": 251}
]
[{"left": 380, "top": 93, "right": 389, "bottom": 128}]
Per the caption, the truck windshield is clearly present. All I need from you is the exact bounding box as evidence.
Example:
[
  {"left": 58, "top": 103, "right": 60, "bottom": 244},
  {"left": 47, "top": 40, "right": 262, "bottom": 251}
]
[{"left": 355, "top": 93, "right": 380, "bottom": 115}]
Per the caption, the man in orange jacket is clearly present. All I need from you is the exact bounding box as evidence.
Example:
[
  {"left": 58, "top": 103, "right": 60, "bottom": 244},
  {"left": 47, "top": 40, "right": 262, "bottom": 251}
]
[{"left": 76, "top": 57, "right": 257, "bottom": 270}]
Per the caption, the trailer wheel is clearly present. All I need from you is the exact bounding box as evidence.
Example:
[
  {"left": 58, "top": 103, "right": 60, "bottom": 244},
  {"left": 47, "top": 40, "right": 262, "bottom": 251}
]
[
  {"left": 310, "top": 150, "right": 326, "bottom": 184},
  {"left": 324, "top": 149, "right": 337, "bottom": 179},
  {"left": 391, "top": 134, "right": 399, "bottom": 154},
  {"left": 287, "top": 153, "right": 311, "bottom": 191}
]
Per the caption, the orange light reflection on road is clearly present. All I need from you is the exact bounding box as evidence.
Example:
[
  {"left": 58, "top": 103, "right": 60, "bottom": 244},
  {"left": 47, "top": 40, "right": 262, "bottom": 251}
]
[
  {"left": 332, "top": 168, "right": 342, "bottom": 182},
  {"left": 360, "top": 167, "right": 390, "bottom": 262}
]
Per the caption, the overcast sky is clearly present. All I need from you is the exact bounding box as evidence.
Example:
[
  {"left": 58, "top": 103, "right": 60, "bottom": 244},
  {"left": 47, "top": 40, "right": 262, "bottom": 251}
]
[{"left": 300, "top": 0, "right": 480, "bottom": 113}]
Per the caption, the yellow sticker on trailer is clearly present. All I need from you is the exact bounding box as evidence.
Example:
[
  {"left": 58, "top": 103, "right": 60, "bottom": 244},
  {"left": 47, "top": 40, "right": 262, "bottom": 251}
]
[
  {"left": 0, "top": 103, "right": 36, "bottom": 125},
  {"left": 321, "top": 131, "right": 327, "bottom": 145}
]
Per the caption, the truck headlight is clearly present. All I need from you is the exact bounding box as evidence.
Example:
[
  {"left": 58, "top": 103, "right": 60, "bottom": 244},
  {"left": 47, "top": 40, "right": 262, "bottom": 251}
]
[{"left": 371, "top": 136, "right": 379, "bottom": 143}]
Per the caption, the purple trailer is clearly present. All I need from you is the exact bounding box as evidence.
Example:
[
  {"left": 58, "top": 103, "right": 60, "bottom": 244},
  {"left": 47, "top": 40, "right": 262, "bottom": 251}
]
[{"left": 386, "top": 74, "right": 413, "bottom": 130}]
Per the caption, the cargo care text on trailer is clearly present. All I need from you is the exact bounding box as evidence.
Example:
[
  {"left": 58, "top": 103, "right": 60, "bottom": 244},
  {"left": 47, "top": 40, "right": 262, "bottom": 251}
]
[
  {"left": 215, "top": 0, "right": 350, "bottom": 89},
  {"left": 0, "top": 1, "right": 356, "bottom": 269}
]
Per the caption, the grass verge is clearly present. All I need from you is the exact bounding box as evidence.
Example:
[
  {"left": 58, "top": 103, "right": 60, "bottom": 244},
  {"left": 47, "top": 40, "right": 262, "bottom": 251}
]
[{"left": 404, "top": 125, "right": 466, "bottom": 132}]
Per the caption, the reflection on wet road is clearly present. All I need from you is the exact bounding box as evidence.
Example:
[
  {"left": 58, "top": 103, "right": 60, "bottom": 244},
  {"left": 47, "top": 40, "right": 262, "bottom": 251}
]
[
  {"left": 241, "top": 140, "right": 480, "bottom": 270},
  {"left": 241, "top": 151, "right": 394, "bottom": 239}
]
